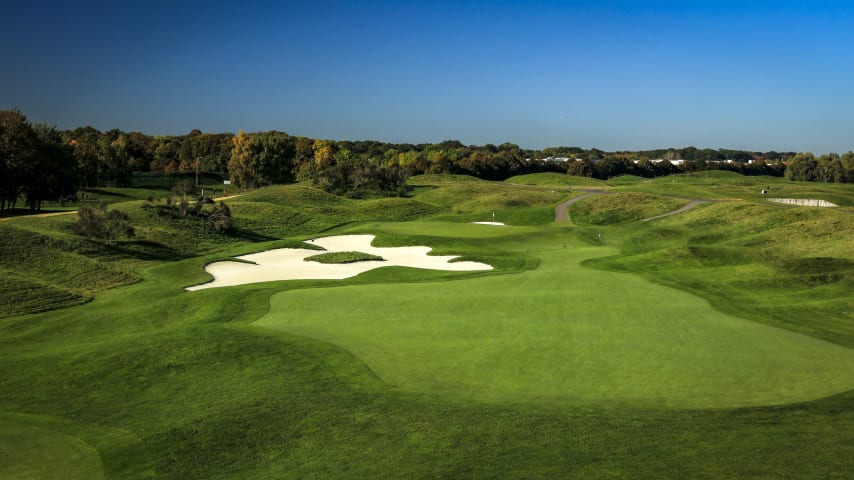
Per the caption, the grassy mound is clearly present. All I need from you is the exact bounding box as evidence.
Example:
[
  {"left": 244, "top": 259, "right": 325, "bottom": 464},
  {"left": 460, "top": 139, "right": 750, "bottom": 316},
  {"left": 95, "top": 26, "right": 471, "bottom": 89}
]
[
  {"left": 412, "top": 182, "right": 556, "bottom": 213},
  {"left": 407, "top": 174, "right": 486, "bottom": 185},
  {"left": 569, "top": 193, "right": 687, "bottom": 224},
  {"left": 304, "top": 251, "right": 384, "bottom": 264},
  {"left": 585, "top": 201, "right": 854, "bottom": 347},
  {"left": 504, "top": 172, "right": 572, "bottom": 186}
]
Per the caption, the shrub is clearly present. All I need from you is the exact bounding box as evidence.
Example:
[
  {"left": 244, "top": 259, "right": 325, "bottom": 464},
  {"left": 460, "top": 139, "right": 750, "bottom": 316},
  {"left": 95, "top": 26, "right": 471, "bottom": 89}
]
[{"left": 70, "top": 204, "right": 134, "bottom": 241}]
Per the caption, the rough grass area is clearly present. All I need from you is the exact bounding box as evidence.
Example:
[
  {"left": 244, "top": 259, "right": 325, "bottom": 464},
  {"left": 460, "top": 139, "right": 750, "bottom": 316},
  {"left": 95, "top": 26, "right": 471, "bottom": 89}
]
[
  {"left": 584, "top": 201, "right": 854, "bottom": 348},
  {"left": 0, "top": 223, "right": 137, "bottom": 316},
  {"left": 569, "top": 192, "right": 688, "bottom": 224},
  {"left": 505, "top": 173, "right": 609, "bottom": 187},
  {"left": 0, "top": 271, "right": 89, "bottom": 317},
  {"left": 304, "top": 251, "right": 384, "bottom": 264},
  {"left": 407, "top": 173, "right": 487, "bottom": 184},
  {"left": 411, "top": 182, "right": 559, "bottom": 213},
  {"left": 232, "top": 185, "right": 439, "bottom": 236}
]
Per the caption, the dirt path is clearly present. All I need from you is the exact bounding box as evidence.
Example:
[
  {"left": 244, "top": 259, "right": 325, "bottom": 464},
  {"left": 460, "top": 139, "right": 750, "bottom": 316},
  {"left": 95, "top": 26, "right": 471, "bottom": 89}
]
[{"left": 640, "top": 199, "right": 710, "bottom": 223}]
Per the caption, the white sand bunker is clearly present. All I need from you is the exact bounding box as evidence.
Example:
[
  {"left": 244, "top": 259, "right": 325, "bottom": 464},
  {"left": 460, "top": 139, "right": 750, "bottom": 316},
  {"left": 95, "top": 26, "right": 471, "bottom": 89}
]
[
  {"left": 186, "top": 234, "right": 492, "bottom": 291},
  {"left": 768, "top": 198, "right": 838, "bottom": 207},
  {"left": 470, "top": 221, "right": 506, "bottom": 226}
]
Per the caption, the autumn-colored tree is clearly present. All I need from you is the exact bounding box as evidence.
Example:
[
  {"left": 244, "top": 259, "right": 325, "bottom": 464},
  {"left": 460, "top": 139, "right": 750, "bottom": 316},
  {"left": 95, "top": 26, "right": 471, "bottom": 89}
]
[
  {"left": 312, "top": 139, "right": 335, "bottom": 167},
  {"left": 228, "top": 131, "right": 296, "bottom": 189}
]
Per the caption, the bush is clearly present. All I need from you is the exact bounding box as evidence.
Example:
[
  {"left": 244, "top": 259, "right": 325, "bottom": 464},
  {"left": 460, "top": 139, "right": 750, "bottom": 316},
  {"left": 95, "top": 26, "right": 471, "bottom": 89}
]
[{"left": 70, "top": 204, "right": 134, "bottom": 241}]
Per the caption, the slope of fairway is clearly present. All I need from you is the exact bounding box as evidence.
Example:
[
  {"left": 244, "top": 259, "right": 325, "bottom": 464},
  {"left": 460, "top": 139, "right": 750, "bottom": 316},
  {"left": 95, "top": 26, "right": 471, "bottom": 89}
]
[
  {"left": 256, "top": 230, "right": 854, "bottom": 409},
  {"left": 0, "top": 418, "right": 104, "bottom": 480}
]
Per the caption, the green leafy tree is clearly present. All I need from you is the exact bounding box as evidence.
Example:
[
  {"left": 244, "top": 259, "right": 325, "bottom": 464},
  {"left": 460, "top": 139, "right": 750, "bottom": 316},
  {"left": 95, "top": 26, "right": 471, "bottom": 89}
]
[
  {"left": 0, "top": 109, "right": 37, "bottom": 213},
  {"left": 817, "top": 153, "right": 844, "bottom": 183},
  {"left": 841, "top": 152, "right": 854, "bottom": 183},
  {"left": 24, "top": 124, "right": 78, "bottom": 212},
  {"left": 785, "top": 153, "right": 818, "bottom": 181}
]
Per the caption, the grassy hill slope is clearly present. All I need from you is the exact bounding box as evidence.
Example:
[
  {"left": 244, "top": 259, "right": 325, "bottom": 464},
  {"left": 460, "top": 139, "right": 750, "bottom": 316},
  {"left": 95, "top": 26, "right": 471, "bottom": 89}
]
[{"left": 0, "top": 174, "right": 852, "bottom": 479}]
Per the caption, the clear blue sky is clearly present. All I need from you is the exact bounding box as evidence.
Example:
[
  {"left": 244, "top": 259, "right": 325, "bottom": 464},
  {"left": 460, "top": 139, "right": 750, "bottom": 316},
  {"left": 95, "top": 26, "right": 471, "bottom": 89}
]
[{"left": 2, "top": 0, "right": 853, "bottom": 152}]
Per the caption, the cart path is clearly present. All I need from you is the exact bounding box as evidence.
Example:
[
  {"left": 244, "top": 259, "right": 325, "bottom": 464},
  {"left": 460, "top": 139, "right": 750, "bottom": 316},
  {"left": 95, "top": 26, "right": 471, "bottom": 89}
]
[
  {"left": 0, "top": 194, "right": 243, "bottom": 222},
  {"left": 554, "top": 190, "right": 607, "bottom": 222},
  {"left": 640, "top": 199, "right": 711, "bottom": 223},
  {"left": 555, "top": 191, "right": 712, "bottom": 223}
]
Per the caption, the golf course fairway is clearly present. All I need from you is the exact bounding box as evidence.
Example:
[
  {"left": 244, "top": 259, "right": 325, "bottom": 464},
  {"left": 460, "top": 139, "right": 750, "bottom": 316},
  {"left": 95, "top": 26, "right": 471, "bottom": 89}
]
[
  {"left": 0, "top": 417, "right": 104, "bottom": 480},
  {"left": 255, "top": 225, "right": 854, "bottom": 409}
]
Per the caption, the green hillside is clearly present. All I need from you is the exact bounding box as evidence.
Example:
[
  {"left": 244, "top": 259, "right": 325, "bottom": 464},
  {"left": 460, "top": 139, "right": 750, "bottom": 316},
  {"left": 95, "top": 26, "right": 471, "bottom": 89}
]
[{"left": 1, "top": 173, "right": 853, "bottom": 479}]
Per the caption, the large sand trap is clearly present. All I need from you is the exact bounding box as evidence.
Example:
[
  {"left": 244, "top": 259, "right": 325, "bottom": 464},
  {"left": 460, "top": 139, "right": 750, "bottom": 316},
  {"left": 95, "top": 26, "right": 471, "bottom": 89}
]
[
  {"left": 470, "top": 221, "right": 506, "bottom": 226},
  {"left": 768, "top": 198, "right": 838, "bottom": 207},
  {"left": 186, "top": 234, "right": 492, "bottom": 291}
]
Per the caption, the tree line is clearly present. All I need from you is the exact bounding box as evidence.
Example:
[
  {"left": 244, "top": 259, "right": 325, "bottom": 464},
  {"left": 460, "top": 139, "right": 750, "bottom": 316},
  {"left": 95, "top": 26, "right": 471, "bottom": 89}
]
[{"left": 2, "top": 107, "right": 853, "bottom": 214}]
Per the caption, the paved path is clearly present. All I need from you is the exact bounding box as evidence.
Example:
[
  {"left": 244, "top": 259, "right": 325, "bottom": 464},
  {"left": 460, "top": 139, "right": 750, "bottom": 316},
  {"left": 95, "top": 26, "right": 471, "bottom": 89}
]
[
  {"left": 0, "top": 194, "right": 243, "bottom": 222},
  {"left": 554, "top": 190, "right": 606, "bottom": 222},
  {"left": 0, "top": 210, "right": 76, "bottom": 222},
  {"left": 640, "top": 199, "right": 710, "bottom": 223},
  {"left": 554, "top": 189, "right": 712, "bottom": 224}
]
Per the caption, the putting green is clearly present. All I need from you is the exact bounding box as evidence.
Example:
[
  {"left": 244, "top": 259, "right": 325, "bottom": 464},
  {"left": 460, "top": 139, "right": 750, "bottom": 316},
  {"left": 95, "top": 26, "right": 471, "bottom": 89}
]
[
  {"left": 0, "top": 418, "right": 104, "bottom": 480},
  {"left": 255, "top": 230, "right": 854, "bottom": 409}
]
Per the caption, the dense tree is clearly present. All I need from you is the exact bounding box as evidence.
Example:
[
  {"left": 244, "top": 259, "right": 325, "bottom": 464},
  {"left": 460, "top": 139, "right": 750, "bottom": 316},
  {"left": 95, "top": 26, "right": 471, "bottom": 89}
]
[
  {"left": 842, "top": 152, "right": 854, "bottom": 183},
  {"left": 65, "top": 126, "right": 102, "bottom": 187},
  {"left": 0, "top": 109, "right": 37, "bottom": 213},
  {"left": 25, "top": 124, "right": 78, "bottom": 212},
  {"left": 228, "top": 131, "right": 295, "bottom": 188},
  {"left": 817, "top": 153, "right": 844, "bottom": 183},
  {"left": 3, "top": 108, "right": 850, "bottom": 203},
  {"left": 785, "top": 153, "right": 818, "bottom": 182},
  {"left": 567, "top": 159, "right": 593, "bottom": 177},
  {"left": 314, "top": 161, "right": 409, "bottom": 197}
]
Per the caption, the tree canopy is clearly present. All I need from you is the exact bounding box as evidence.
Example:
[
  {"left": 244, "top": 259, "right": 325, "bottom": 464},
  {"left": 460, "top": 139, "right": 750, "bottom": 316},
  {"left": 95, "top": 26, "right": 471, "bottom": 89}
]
[{"left": 0, "top": 107, "right": 850, "bottom": 215}]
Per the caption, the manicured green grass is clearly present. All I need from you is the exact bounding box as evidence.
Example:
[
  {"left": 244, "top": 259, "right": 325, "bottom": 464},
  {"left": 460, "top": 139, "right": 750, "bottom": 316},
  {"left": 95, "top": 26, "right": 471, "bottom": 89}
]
[
  {"left": 0, "top": 419, "right": 103, "bottom": 479},
  {"left": 1, "top": 176, "right": 853, "bottom": 479},
  {"left": 256, "top": 225, "right": 854, "bottom": 409},
  {"left": 304, "top": 251, "right": 384, "bottom": 264}
]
